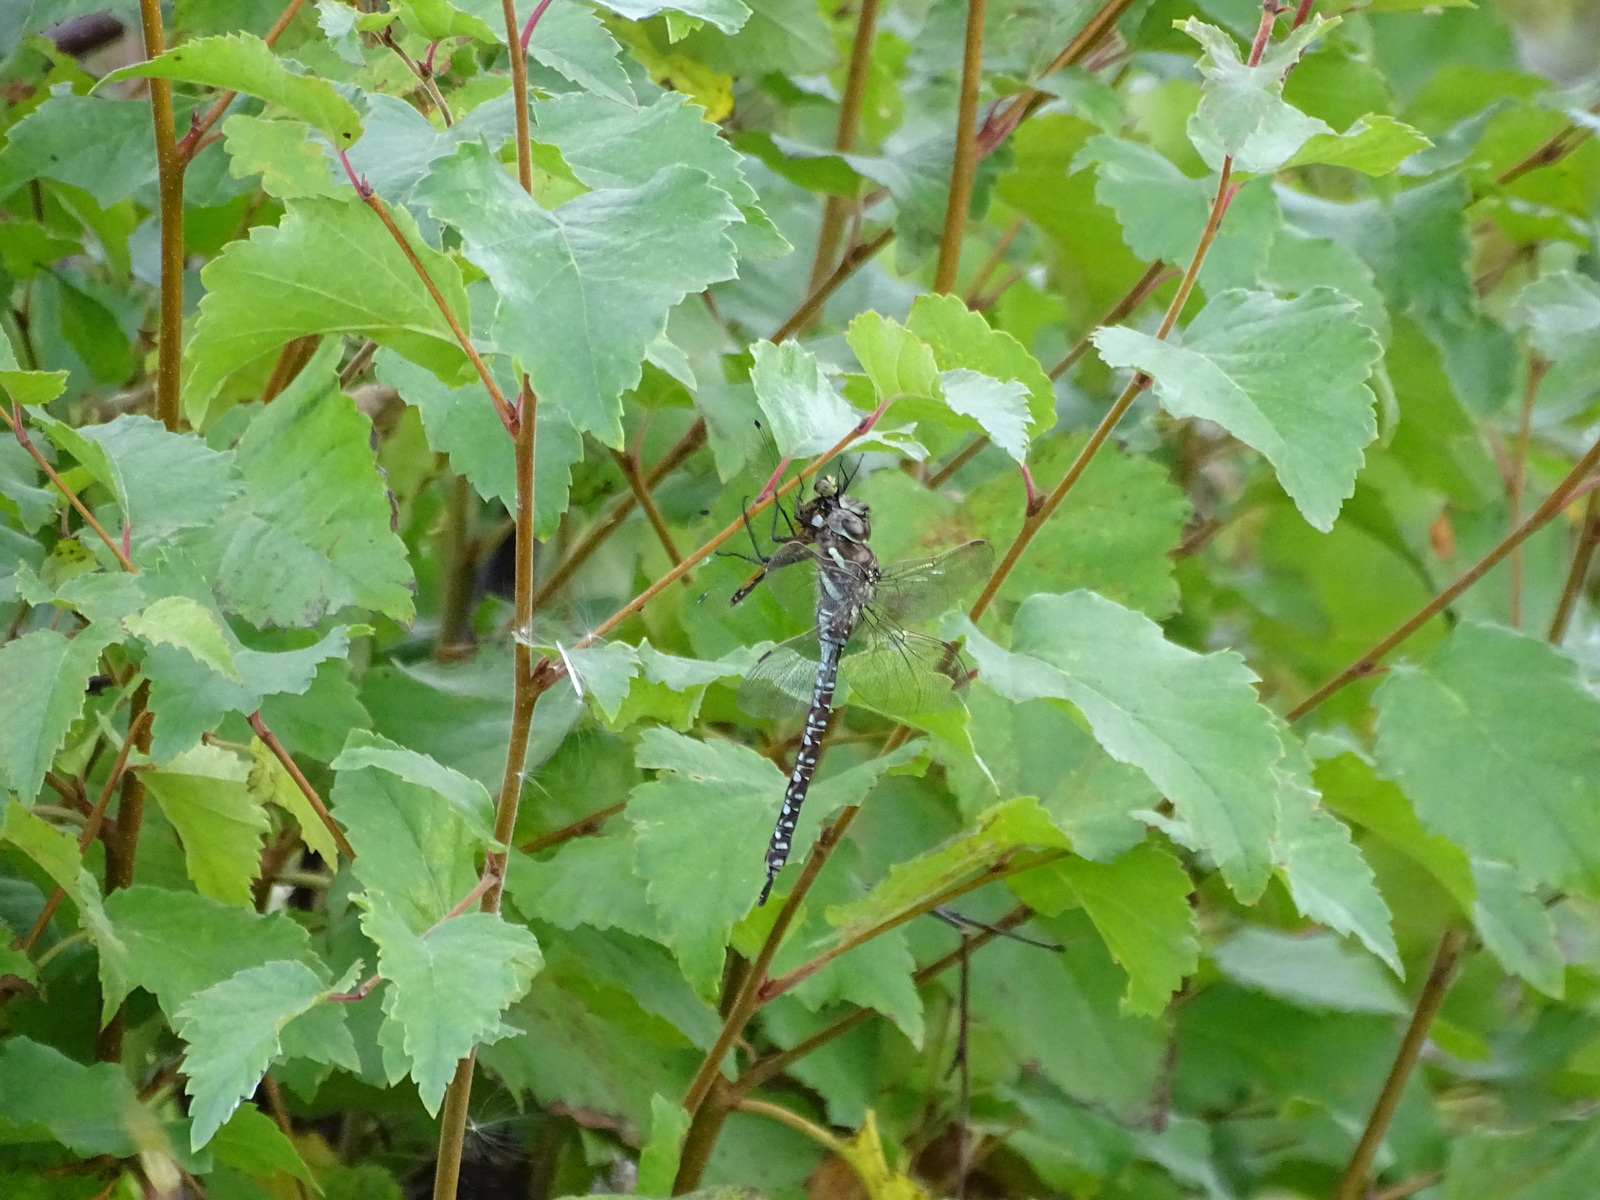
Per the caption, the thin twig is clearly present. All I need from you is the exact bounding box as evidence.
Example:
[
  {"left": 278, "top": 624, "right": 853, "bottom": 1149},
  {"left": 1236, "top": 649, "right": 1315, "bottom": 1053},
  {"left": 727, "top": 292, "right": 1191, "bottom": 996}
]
[
  {"left": 741, "top": 906, "right": 1034, "bottom": 1092},
  {"left": 17, "top": 710, "right": 151, "bottom": 956},
  {"left": 531, "top": 418, "right": 706, "bottom": 610},
  {"left": 772, "top": 228, "right": 895, "bottom": 343},
  {"left": 808, "top": 0, "right": 882, "bottom": 290},
  {"left": 181, "top": 0, "right": 307, "bottom": 158},
  {"left": 734, "top": 1097, "right": 849, "bottom": 1156},
  {"left": 0, "top": 406, "right": 138, "bottom": 573},
  {"left": 1495, "top": 99, "right": 1600, "bottom": 187},
  {"left": 343, "top": 181, "right": 517, "bottom": 433},
  {"left": 1048, "top": 261, "right": 1175, "bottom": 379},
  {"left": 1548, "top": 489, "right": 1600, "bottom": 643},
  {"left": 517, "top": 801, "right": 627, "bottom": 854},
  {"left": 612, "top": 448, "right": 683, "bottom": 568},
  {"left": 933, "top": 0, "right": 990, "bottom": 293},
  {"left": 1287, "top": 433, "right": 1600, "bottom": 721},
  {"left": 249, "top": 712, "right": 356, "bottom": 861},
  {"left": 1332, "top": 930, "right": 1466, "bottom": 1200},
  {"left": 135, "top": 0, "right": 184, "bottom": 430},
  {"left": 758, "top": 851, "right": 1067, "bottom": 1001},
  {"left": 961, "top": 217, "right": 1025, "bottom": 308}
]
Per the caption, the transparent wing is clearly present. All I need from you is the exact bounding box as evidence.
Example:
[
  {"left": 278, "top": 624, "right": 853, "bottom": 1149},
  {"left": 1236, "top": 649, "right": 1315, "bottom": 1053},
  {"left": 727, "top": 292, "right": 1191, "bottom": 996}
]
[
  {"left": 738, "top": 630, "right": 823, "bottom": 718},
  {"left": 839, "top": 609, "right": 973, "bottom": 714},
  {"left": 873, "top": 540, "right": 993, "bottom": 626}
]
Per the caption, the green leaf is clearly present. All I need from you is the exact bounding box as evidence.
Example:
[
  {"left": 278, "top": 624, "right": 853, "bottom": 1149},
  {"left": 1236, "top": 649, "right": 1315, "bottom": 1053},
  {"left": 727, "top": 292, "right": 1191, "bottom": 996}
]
[
  {"left": 1316, "top": 749, "right": 1474, "bottom": 911},
  {"left": 749, "top": 339, "right": 860, "bottom": 457},
  {"left": 525, "top": 1, "right": 636, "bottom": 106},
  {"left": 221, "top": 113, "right": 343, "bottom": 199},
  {"left": 1444, "top": 1118, "right": 1600, "bottom": 1200},
  {"left": 0, "top": 1036, "right": 147, "bottom": 1157},
  {"left": 103, "top": 33, "right": 363, "bottom": 149},
  {"left": 1093, "top": 288, "right": 1380, "bottom": 531},
  {"left": 213, "top": 368, "right": 414, "bottom": 626},
  {"left": 331, "top": 733, "right": 484, "bottom": 930},
  {"left": 183, "top": 196, "right": 471, "bottom": 422},
  {"left": 768, "top": 839, "right": 923, "bottom": 1044},
  {"left": 145, "top": 625, "right": 354, "bottom": 763},
  {"left": 373, "top": 350, "right": 582, "bottom": 539},
  {"left": 639, "top": 1093, "right": 693, "bottom": 1197},
  {"left": 175, "top": 959, "right": 346, "bottom": 1150},
  {"left": 905, "top": 292, "right": 1056, "bottom": 439},
  {"left": 1271, "top": 730, "right": 1399, "bottom": 972},
  {"left": 970, "top": 909, "right": 1163, "bottom": 1120},
  {"left": 1182, "top": 17, "right": 1335, "bottom": 174},
  {"left": 530, "top": 94, "right": 752, "bottom": 203},
  {"left": 248, "top": 736, "right": 340, "bottom": 863},
  {"left": 938, "top": 370, "right": 1031, "bottom": 462},
  {"left": 331, "top": 730, "right": 496, "bottom": 842},
  {"left": 1212, "top": 927, "right": 1406, "bottom": 1014},
  {"left": 210, "top": 1104, "right": 316, "bottom": 1188},
  {"left": 1056, "top": 842, "right": 1199, "bottom": 1016},
  {"left": 1472, "top": 858, "right": 1564, "bottom": 998},
  {"left": 415, "top": 143, "right": 740, "bottom": 446},
  {"left": 0, "top": 89, "right": 158, "bottom": 209},
  {"left": 29, "top": 412, "right": 240, "bottom": 553},
  {"left": 845, "top": 311, "right": 942, "bottom": 403},
  {"left": 104, "top": 884, "right": 321, "bottom": 1014},
  {"left": 964, "top": 436, "right": 1191, "bottom": 619},
  {"left": 393, "top": 0, "right": 498, "bottom": 41},
  {"left": 144, "top": 743, "right": 269, "bottom": 907},
  {"left": 1286, "top": 114, "right": 1432, "bottom": 175},
  {"left": 361, "top": 902, "right": 543, "bottom": 1115},
  {"left": 597, "top": 0, "right": 751, "bottom": 35},
  {"left": 1374, "top": 622, "right": 1600, "bottom": 893},
  {"left": 1, "top": 801, "right": 129, "bottom": 1021},
  {"left": 0, "top": 625, "right": 115, "bottom": 803},
  {"left": 957, "top": 592, "right": 1282, "bottom": 901},
  {"left": 123, "top": 595, "right": 240, "bottom": 682},
  {"left": 506, "top": 836, "right": 663, "bottom": 942},
  {"left": 826, "top": 797, "right": 1068, "bottom": 939}
]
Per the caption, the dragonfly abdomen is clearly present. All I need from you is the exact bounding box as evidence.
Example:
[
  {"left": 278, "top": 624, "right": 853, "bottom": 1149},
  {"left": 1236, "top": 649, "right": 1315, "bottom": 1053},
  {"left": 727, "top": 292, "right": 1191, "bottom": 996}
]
[{"left": 760, "top": 639, "right": 844, "bottom": 906}]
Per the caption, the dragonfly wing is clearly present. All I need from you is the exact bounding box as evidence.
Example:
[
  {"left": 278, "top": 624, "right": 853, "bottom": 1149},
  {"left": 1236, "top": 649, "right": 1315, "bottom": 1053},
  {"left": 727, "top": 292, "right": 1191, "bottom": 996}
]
[
  {"left": 873, "top": 540, "right": 994, "bottom": 626},
  {"left": 839, "top": 612, "right": 972, "bottom": 714},
  {"left": 738, "top": 630, "right": 824, "bottom": 718}
]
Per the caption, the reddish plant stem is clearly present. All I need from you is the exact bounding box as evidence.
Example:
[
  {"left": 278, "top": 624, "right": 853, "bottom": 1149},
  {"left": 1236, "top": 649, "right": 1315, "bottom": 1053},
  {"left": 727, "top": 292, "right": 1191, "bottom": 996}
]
[
  {"left": 967, "top": 165, "right": 1236, "bottom": 623},
  {"left": 1332, "top": 929, "right": 1467, "bottom": 1200},
  {"left": 531, "top": 418, "right": 707, "bottom": 610},
  {"left": 977, "top": 0, "right": 1139, "bottom": 153},
  {"left": 517, "top": 801, "right": 626, "bottom": 854},
  {"left": 1548, "top": 489, "right": 1600, "bottom": 643},
  {"left": 739, "top": 905, "right": 1033, "bottom": 1092},
  {"left": 1495, "top": 100, "right": 1600, "bottom": 188},
  {"left": 1286, "top": 431, "right": 1600, "bottom": 721},
  {"left": 17, "top": 709, "right": 152, "bottom": 957},
  {"left": 181, "top": 0, "right": 306, "bottom": 157},
  {"left": 0, "top": 406, "right": 138, "bottom": 573},
  {"left": 348, "top": 183, "right": 518, "bottom": 432},
  {"left": 759, "top": 851, "right": 1065, "bottom": 1001},
  {"left": 1048, "top": 261, "right": 1175, "bottom": 380},
  {"left": 136, "top": 0, "right": 185, "bottom": 430},
  {"left": 432, "top": 13, "right": 540, "bottom": 1194},
  {"left": 773, "top": 228, "right": 896, "bottom": 343},
  {"left": 678, "top": 805, "right": 855, "bottom": 1129},
  {"left": 260, "top": 336, "right": 319, "bottom": 403},
  {"left": 932, "top": 0, "right": 989, "bottom": 293},
  {"left": 520, "top": 0, "right": 558, "bottom": 50},
  {"left": 249, "top": 712, "right": 356, "bottom": 861},
  {"left": 383, "top": 28, "right": 454, "bottom": 125},
  {"left": 809, "top": 0, "right": 883, "bottom": 291}
]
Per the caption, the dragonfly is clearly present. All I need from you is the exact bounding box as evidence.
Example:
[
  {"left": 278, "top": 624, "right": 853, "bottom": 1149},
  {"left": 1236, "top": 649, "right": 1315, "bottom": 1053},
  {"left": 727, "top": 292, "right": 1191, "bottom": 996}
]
[{"left": 732, "top": 475, "right": 992, "bottom": 905}]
